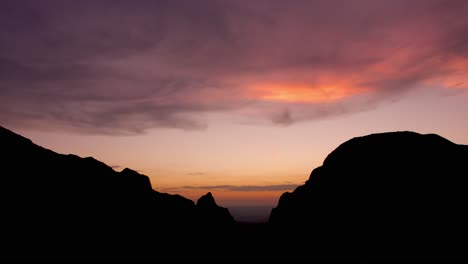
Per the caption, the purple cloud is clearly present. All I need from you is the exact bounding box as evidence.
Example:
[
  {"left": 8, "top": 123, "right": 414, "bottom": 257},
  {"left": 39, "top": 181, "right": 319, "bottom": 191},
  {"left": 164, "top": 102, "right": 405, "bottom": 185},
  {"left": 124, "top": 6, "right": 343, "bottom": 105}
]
[{"left": 1, "top": 0, "right": 468, "bottom": 134}]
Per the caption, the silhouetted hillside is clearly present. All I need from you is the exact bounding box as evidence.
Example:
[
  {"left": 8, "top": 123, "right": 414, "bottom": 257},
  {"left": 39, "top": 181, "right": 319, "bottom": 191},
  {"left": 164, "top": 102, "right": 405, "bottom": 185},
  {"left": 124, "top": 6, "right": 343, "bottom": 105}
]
[
  {"left": 3, "top": 126, "right": 468, "bottom": 260},
  {"left": 270, "top": 131, "right": 468, "bottom": 258},
  {"left": 0, "top": 126, "right": 234, "bottom": 259},
  {"left": 197, "top": 192, "right": 236, "bottom": 227}
]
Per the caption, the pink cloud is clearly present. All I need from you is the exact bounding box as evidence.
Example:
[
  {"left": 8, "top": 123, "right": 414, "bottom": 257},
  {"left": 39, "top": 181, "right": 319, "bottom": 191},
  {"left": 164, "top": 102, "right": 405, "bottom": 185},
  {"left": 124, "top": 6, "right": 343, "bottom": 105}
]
[{"left": 1, "top": 0, "right": 467, "bottom": 133}]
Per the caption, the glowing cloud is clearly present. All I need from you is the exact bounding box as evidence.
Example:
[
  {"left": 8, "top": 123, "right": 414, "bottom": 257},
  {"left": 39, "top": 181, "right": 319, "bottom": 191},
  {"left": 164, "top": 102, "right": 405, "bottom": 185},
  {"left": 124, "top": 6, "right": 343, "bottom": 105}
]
[
  {"left": 1, "top": 0, "right": 468, "bottom": 133},
  {"left": 252, "top": 83, "right": 368, "bottom": 103}
]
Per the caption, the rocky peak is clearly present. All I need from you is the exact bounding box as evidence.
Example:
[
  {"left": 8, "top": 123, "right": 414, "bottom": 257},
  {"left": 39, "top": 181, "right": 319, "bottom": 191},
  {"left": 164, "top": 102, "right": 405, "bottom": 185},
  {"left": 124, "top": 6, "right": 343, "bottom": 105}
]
[{"left": 196, "top": 192, "right": 217, "bottom": 208}]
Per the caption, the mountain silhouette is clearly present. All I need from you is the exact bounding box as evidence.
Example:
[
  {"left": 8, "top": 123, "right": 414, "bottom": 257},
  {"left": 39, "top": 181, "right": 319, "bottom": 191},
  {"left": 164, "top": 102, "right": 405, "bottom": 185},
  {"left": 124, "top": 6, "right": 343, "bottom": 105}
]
[
  {"left": 270, "top": 131, "right": 468, "bottom": 258},
  {"left": 0, "top": 125, "right": 234, "bottom": 259},
  {"left": 197, "top": 192, "right": 236, "bottom": 227},
  {"left": 2, "top": 126, "right": 468, "bottom": 260}
]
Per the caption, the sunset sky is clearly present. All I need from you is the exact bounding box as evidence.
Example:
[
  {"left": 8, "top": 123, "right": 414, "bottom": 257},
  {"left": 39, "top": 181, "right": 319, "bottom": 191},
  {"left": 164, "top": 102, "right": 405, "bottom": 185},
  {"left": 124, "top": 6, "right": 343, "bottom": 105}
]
[{"left": 1, "top": 0, "right": 468, "bottom": 216}]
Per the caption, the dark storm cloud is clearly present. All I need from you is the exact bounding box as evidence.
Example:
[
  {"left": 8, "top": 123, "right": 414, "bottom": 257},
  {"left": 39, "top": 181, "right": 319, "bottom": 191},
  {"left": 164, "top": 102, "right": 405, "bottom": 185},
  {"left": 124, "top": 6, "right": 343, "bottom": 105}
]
[{"left": 1, "top": 0, "right": 468, "bottom": 133}]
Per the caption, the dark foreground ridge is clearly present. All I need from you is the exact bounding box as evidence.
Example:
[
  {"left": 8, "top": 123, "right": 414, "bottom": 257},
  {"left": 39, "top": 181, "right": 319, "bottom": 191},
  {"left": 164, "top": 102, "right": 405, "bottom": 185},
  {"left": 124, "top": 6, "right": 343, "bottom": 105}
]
[
  {"left": 271, "top": 131, "right": 468, "bottom": 258},
  {"left": 0, "top": 126, "right": 235, "bottom": 260},
  {"left": 1, "top": 126, "right": 468, "bottom": 260}
]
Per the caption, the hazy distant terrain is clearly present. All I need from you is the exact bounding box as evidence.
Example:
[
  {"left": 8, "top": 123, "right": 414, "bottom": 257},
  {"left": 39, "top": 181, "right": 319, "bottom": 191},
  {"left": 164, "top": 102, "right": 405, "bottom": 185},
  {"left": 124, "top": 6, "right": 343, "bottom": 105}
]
[{"left": 228, "top": 206, "right": 273, "bottom": 223}]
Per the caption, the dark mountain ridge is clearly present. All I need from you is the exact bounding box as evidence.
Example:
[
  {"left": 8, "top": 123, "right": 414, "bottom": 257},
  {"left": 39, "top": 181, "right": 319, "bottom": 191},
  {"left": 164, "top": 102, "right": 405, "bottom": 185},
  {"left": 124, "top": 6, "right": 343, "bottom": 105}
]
[
  {"left": 2, "top": 126, "right": 468, "bottom": 260},
  {"left": 196, "top": 192, "right": 236, "bottom": 227},
  {"left": 270, "top": 131, "right": 468, "bottom": 258},
  {"left": 0, "top": 125, "right": 234, "bottom": 259}
]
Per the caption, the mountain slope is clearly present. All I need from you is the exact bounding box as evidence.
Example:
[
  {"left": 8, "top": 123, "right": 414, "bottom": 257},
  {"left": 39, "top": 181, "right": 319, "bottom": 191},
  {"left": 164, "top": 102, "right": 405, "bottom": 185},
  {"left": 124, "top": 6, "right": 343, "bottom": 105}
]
[
  {"left": 269, "top": 131, "right": 468, "bottom": 257},
  {"left": 3, "top": 126, "right": 467, "bottom": 259},
  {"left": 0, "top": 125, "right": 233, "bottom": 258},
  {"left": 197, "top": 192, "right": 236, "bottom": 227}
]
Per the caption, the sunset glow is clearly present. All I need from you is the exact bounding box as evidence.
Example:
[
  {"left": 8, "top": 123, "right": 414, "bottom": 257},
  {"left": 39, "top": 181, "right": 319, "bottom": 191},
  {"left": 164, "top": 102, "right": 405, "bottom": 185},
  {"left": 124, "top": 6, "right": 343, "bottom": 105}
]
[
  {"left": 253, "top": 84, "right": 366, "bottom": 103},
  {"left": 2, "top": 0, "right": 468, "bottom": 222}
]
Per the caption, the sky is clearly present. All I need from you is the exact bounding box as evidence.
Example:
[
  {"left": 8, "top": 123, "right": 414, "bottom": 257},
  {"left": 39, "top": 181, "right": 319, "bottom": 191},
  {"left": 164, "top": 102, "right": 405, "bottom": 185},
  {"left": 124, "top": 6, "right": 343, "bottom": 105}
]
[{"left": 1, "top": 0, "right": 468, "bottom": 220}]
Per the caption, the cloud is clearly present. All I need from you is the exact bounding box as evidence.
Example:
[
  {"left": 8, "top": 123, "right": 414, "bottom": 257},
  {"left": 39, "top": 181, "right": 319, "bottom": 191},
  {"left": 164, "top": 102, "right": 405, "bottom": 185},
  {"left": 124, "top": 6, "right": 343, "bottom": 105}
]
[
  {"left": 186, "top": 172, "right": 207, "bottom": 176},
  {"left": 1, "top": 0, "right": 468, "bottom": 133},
  {"left": 165, "top": 184, "right": 299, "bottom": 192},
  {"left": 272, "top": 109, "right": 294, "bottom": 126}
]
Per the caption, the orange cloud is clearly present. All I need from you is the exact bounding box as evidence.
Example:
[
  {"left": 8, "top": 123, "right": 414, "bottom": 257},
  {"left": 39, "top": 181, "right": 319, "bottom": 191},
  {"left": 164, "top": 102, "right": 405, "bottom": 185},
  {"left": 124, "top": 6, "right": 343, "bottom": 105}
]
[
  {"left": 3, "top": 0, "right": 468, "bottom": 133},
  {"left": 250, "top": 83, "right": 368, "bottom": 103},
  {"left": 429, "top": 57, "right": 468, "bottom": 89}
]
